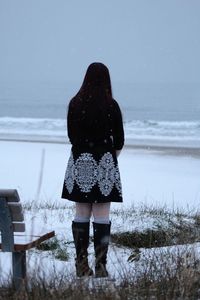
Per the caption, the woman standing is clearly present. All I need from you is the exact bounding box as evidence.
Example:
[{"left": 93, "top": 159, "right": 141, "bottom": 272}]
[{"left": 62, "top": 62, "right": 124, "bottom": 278}]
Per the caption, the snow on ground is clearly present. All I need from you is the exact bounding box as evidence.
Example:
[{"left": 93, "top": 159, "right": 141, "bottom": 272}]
[
  {"left": 0, "top": 140, "right": 200, "bottom": 209},
  {"left": 0, "top": 140, "right": 200, "bottom": 284}
]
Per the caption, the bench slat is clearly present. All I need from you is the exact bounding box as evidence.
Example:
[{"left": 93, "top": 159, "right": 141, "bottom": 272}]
[
  {"left": 13, "top": 222, "right": 25, "bottom": 232},
  {"left": 8, "top": 203, "right": 24, "bottom": 222},
  {"left": 11, "top": 214, "right": 24, "bottom": 222},
  {"left": 0, "top": 189, "right": 20, "bottom": 202}
]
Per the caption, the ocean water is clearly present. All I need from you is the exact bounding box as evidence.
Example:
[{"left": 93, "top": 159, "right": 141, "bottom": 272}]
[{"left": 0, "top": 81, "right": 200, "bottom": 147}]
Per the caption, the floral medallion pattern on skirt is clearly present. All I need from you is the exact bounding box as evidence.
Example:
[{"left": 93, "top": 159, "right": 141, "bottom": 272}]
[{"left": 65, "top": 152, "right": 122, "bottom": 197}]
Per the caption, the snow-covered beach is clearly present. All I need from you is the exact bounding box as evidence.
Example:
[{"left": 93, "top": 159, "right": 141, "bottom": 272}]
[
  {"left": 1, "top": 139, "right": 200, "bottom": 209},
  {"left": 1, "top": 138, "right": 200, "bottom": 284}
]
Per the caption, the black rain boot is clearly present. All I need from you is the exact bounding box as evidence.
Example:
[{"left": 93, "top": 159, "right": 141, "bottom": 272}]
[
  {"left": 93, "top": 222, "right": 111, "bottom": 278},
  {"left": 72, "top": 221, "right": 93, "bottom": 277}
]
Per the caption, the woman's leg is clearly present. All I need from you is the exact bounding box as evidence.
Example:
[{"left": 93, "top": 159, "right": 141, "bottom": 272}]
[
  {"left": 92, "top": 202, "right": 111, "bottom": 224},
  {"left": 92, "top": 202, "right": 111, "bottom": 277},
  {"left": 74, "top": 202, "right": 92, "bottom": 222},
  {"left": 72, "top": 203, "right": 93, "bottom": 277}
]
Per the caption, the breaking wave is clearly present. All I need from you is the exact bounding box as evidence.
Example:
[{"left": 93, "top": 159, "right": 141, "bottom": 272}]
[{"left": 0, "top": 117, "right": 200, "bottom": 147}]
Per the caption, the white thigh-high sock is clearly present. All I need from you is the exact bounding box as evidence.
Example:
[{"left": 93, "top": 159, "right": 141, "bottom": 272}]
[
  {"left": 73, "top": 216, "right": 90, "bottom": 223},
  {"left": 93, "top": 216, "right": 110, "bottom": 224}
]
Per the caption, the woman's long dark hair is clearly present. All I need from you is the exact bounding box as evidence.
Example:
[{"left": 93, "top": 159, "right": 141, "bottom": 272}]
[
  {"left": 77, "top": 62, "right": 113, "bottom": 101},
  {"left": 69, "top": 63, "right": 114, "bottom": 139}
]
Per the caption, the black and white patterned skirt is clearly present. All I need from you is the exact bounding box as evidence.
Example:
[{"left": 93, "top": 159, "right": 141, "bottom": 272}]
[{"left": 61, "top": 146, "right": 123, "bottom": 203}]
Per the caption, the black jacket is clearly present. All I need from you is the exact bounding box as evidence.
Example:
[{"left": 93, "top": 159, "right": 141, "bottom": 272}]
[{"left": 67, "top": 98, "right": 124, "bottom": 150}]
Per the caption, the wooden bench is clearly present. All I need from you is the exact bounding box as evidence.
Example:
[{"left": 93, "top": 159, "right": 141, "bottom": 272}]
[{"left": 0, "top": 189, "right": 55, "bottom": 289}]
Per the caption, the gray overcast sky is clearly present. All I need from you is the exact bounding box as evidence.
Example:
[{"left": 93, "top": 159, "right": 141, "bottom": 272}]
[{"left": 0, "top": 0, "right": 200, "bottom": 84}]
